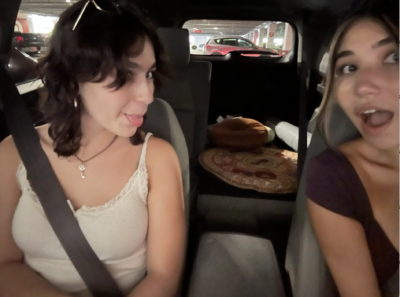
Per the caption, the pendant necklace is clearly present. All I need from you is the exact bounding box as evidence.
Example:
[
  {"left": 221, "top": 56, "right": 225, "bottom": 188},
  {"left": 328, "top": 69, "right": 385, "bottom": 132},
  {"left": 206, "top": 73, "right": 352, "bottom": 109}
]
[{"left": 74, "top": 135, "right": 118, "bottom": 179}]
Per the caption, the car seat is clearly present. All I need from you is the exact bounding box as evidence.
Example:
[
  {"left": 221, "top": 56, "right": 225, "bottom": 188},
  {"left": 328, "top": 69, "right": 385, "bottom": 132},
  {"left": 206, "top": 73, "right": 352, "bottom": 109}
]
[
  {"left": 155, "top": 28, "right": 212, "bottom": 212},
  {"left": 153, "top": 27, "right": 213, "bottom": 297}
]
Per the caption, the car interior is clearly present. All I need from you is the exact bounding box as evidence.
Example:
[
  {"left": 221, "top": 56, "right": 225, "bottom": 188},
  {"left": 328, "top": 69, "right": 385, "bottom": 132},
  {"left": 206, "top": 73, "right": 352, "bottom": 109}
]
[{"left": 0, "top": 0, "right": 392, "bottom": 297}]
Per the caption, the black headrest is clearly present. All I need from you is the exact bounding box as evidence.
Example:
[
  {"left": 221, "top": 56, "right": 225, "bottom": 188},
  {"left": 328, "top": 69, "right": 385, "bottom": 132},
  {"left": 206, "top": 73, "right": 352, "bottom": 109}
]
[{"left": 157, "top": 28, "right": 190, "bottom": 67}]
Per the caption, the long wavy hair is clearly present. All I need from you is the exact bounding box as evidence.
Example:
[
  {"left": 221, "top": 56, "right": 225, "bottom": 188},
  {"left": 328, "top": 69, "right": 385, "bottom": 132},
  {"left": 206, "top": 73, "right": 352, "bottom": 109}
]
[
  {"left": 37, "top": 0, "right": 169, "bottom": 157},
  {"left": 316, "top": 2, "right": 399, "bottom": 146}
]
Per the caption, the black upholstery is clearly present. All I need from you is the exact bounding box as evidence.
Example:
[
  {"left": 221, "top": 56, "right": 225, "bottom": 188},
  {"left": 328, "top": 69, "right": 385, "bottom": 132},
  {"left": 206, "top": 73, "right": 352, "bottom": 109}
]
[{"left": 158, "top": 28, "right": 190, "bottom": 67}]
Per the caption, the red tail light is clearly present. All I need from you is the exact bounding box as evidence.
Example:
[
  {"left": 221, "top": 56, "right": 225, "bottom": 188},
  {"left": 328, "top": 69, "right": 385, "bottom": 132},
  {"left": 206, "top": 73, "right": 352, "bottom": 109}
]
[{"left": 15, "top": 36, "right": 24, "bottom": 44}]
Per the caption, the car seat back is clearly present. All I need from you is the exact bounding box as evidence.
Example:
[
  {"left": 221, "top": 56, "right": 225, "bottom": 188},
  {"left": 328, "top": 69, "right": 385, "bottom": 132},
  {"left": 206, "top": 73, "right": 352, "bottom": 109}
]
[
  {"left": 155, "top": 28, "right": 212, "bottom": 164},
  {"left": 285, "top": 102, "right": 361, "bottom": 297}
]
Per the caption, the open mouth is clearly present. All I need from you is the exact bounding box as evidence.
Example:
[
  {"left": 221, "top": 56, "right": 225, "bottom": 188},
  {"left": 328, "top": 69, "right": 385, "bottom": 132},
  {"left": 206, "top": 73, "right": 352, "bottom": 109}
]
[
  {"left": 360, "top": 109, "right": 394, "bottom": 129},
  {"left": 125, "top": 114, "right": 144, "bottom": 128}
]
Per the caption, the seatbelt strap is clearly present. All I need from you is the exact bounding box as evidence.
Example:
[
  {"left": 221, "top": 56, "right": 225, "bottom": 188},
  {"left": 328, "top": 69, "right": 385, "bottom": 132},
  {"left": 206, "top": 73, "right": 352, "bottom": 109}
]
[
  {"left": 297, "top": 15, "right": 311, "bottom": 180},
  {"left": 0, "top": 65, "right": 124, "bottom": 297}
]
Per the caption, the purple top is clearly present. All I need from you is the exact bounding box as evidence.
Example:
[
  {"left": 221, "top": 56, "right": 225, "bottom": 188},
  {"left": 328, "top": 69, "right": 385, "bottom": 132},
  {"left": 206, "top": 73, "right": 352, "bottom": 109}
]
[{"left": 306, "top": 149, "right": 399, "bottom": 286}]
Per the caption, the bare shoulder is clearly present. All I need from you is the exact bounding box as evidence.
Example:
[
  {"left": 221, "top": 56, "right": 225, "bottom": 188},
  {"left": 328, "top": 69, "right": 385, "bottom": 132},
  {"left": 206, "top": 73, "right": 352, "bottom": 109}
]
[
  {"left": 0, "top": 123, "right": 52, "bottom": 172},
  {"left": 145, "top": 135, "right": 181, "bottom": 180},
  {"left": 145, "top": 135, "right": 184, "bottom": 205},
  {"left": 0, "top": 135, "right": 21, "bottom": 172},
  {"left": 146, "top": 136, "right": 178, "bottom": 162},
  {"left": 0, "top": 135, "right": 22, "bottom": 210}
]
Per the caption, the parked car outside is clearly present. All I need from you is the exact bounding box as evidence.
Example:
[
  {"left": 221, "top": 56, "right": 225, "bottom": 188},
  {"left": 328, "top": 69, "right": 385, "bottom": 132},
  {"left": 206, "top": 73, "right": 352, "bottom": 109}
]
[
  {"left": 204, "top": 36, "right": 277, "bottom": 55},
  {"left": 12, "top": 32, "right": 48, "bottom": 56}
]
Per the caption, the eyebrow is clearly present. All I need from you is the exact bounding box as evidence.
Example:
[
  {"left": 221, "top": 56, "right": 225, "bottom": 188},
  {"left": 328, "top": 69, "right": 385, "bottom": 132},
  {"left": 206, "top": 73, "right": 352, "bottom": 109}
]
[
  {"left": 334, "top": 50, "right": 353, "bottom": 62},
  {"left": 334, "top": 37, "right": 395, "bottom": 63},
  {"left": 127, "top": 61, "right": 157, "bottom": 71},
  {"left": 372, "top": 37, "right": 393, "bottom": 48}
]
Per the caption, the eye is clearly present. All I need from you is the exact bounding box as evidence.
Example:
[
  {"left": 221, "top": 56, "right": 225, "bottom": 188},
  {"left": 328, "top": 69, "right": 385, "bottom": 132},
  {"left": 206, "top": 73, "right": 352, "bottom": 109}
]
[
  {"left": 146, "top": 71, "right": 155, "bottom": 80},
  {"left": 126, "top": 70, "right": 134, "bottom": 80},
  {"left": 338, "top": 64, "right": 357, "bottom": 75},
  {"left": 384, "top": 52, "right": 399, "bottom": 64}
]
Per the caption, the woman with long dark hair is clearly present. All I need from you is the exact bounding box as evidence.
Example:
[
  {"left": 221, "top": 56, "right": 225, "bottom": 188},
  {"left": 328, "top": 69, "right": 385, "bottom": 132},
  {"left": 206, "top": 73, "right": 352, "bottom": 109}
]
[{"left": 307, "top": 4, "right": 399, "bottom": 297}]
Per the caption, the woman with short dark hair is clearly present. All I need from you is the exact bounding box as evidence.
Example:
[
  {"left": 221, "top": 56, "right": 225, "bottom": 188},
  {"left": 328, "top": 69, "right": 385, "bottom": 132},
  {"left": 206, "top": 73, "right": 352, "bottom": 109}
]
[{"left": 0, "top": 1, "right": 185, "bottom": 296}]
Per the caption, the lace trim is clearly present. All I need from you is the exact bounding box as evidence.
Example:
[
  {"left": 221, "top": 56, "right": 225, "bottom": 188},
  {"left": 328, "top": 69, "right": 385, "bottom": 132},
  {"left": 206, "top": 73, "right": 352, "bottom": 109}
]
[
  {"left": 137, "top": 133, "right": 152, "bottom": 202},
  {"left": 16, "top": 162, "right": 38, "bottom": 202},
  {"left": 16, "top": 133, "right": 152, "bottom": 213}
]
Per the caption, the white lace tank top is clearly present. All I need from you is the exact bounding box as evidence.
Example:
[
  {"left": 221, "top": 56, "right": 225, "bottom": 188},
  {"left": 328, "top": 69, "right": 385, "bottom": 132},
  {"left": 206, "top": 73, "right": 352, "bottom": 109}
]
[{"left": 12, "top": 133, "right": 152, "bottom": 297}]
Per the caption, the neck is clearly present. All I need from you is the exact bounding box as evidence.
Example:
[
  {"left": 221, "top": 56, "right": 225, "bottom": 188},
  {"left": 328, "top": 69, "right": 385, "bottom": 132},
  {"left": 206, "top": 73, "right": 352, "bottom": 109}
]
[
  {"left": 360, "top": 141, "right": 399, "bottom": 170},
  {"left": 78, "top": 112, "right": 117, "bottom": 159}
]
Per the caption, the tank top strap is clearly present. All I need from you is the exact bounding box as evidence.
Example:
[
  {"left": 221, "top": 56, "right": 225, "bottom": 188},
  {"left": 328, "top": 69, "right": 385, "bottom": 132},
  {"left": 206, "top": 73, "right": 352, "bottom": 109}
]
[
  {"left": 138, "top": 133, "right": 152, "bottom": 171},
  {"left": 136, "top": 133, "right": 152, "bottom": 203}
]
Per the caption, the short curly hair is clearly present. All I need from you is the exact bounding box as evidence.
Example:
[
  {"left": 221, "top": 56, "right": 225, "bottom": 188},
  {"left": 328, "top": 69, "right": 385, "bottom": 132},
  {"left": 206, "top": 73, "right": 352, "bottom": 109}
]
[{"left": 37, "top": 0, "right": 169, "bottom": 157}]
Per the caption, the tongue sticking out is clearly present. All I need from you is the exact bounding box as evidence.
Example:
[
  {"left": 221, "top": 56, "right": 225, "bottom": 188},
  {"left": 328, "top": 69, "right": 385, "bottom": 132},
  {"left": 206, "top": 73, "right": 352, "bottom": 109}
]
[{"left": 365, "top": 111, "right": 394, "bottom": 128}]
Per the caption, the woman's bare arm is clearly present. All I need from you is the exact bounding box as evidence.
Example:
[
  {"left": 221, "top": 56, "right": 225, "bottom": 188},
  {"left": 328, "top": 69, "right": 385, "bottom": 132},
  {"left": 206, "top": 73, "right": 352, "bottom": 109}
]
[
  {"left": 308, "top": 199, "right": 382, "bottom": 297},
  {"left": 0, "top": 136, "right": 72, "bottom": 297},
  {"left": 128, "top": 137, "right": 186, "bottom": 297}
]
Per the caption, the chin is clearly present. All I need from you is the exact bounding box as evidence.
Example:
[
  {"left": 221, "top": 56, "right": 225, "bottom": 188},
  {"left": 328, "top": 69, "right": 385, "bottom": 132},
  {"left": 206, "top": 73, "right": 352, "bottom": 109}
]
[
  {"left": 363, "top": 136, "right": 399, "bottom": 152},
  {"left": 109, "top": 125, "right": 138, "bottom": 139},
  {"left": 122, "top": 128, "right": 139, "bottom": 138}
]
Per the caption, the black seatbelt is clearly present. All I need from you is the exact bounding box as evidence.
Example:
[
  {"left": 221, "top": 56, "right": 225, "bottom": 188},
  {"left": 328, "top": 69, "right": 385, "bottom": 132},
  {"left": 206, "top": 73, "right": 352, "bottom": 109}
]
[
  {"left": 0, "top": 65, "right": 124, "bottom": 297},
  {"left": 297, "top": 14, "right": 311, "bottom": 180}
]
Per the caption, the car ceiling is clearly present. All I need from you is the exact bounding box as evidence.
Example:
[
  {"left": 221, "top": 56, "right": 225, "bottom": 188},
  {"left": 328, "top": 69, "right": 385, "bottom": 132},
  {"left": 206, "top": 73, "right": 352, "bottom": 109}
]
[
  {"left": 4, "top": 0, "right": 354, "bottom": 74},
  {"left": 5, "top": 0, "right": 395, "bottom": 71},
  {"left": 19, "top": 0, "right": 352, "bottom": 20},
  {"left": 17, "top": 0, "right": 354, "bottom": 50}
]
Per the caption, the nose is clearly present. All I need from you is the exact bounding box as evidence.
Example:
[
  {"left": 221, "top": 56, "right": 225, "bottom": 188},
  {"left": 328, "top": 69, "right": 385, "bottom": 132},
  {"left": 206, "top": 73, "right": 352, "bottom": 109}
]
[
  {"left": 354, "top": 66, "right": 382, "bottom": 98},
  {"left": 133, "top": 77, "right": 154, "bottom": 104}
]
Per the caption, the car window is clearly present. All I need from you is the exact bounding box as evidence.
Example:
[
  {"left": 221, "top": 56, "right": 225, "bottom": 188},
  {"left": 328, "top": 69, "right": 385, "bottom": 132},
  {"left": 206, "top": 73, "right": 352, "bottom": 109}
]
[
  {"left": 13, "top": 12, "right": 57, "bottom": 61},
  {"left": 183, "top": 19, "right": 294, "bottom": 56},
  {"left": 238, "top": 39, "right": 254, "bottom": 48},
  {"left": 222, "top": 39, "right": 237, "bottom": 46}
]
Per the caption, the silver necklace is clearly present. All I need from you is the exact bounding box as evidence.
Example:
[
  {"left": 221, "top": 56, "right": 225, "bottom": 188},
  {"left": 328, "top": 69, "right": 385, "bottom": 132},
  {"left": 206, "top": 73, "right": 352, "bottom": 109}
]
[{"left": 74, "top": 135, "right": 118, "bottom": 179}]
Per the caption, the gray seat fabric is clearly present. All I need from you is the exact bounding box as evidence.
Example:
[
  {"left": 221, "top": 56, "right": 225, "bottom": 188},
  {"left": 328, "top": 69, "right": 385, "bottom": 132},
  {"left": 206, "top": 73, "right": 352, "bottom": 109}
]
[
  {"left": 142, "top": 97, "right": 190, "bottom": 223},
  {"left": 188, "top": 233, "right": 285, "bottom": 297},
  {"left": 285, "top": 103, "right": 361, "bottom": 297},
  {"left": 155, "top": 28, "right": 212, "bottom": 216},
  {"left": 155, "top": 28, "right": 212, "bottom": 164},
  {"left": 307, "top": 107, "right": 320, "bottom": 134}
]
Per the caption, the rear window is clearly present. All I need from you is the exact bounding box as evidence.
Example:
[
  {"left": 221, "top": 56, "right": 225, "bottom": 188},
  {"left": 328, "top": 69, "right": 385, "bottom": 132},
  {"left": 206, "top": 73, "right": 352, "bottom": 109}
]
[
  {"left": 183, "top": 20, "right": 294, "bottom": 56},
  {"left": 14, "top": 12, "right": 58, "bottom": 60}
]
